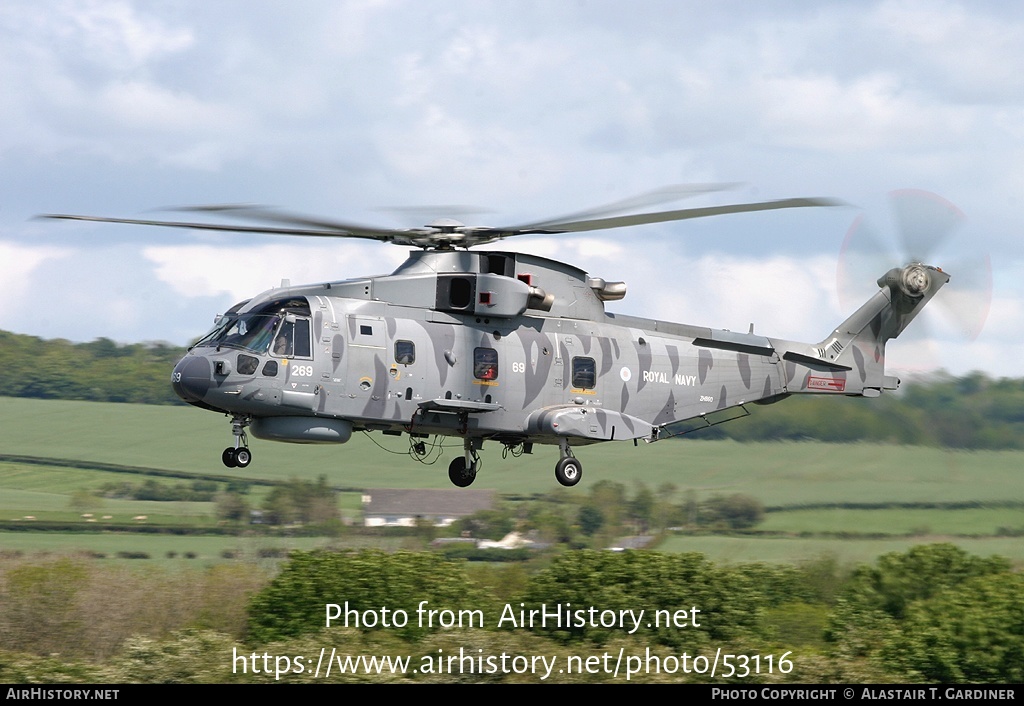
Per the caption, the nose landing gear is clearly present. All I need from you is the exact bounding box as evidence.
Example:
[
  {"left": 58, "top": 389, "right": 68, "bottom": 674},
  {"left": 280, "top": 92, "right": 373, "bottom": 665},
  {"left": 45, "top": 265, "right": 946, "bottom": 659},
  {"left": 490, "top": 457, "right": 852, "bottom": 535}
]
[{"left": 222, "top": 415, "right": 252, "bottom": 468}]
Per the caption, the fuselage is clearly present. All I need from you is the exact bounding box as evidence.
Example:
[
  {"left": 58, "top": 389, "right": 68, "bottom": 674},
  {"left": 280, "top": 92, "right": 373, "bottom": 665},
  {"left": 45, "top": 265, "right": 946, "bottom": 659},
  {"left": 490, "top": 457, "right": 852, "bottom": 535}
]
[
  {"left": 171, "top": 249, "right": 791, "bottom": 446},
  {"left": 171, "top": 249, "right": 946, "bottom": 452}
]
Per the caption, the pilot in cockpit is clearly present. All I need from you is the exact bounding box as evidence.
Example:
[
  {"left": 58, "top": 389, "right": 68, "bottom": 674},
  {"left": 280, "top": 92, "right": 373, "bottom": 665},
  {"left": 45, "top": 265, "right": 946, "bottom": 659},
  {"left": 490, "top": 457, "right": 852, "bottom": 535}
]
[{"left": 273, "top": 327, "right": 293, "bottom": 356}]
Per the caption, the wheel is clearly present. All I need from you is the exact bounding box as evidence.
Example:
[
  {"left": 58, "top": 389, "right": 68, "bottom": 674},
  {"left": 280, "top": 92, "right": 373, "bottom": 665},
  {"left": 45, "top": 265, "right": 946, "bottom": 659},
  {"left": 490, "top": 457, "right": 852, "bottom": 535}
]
[
  {"left": 555, "top": 456, "right": 582, "bottom": 487},
  {"left": 234, "top": 447, "right": 252, "bottom": 468},
  {"left": 222, "top": 447, "right": 237, "bottom": 468},
  {"left": 448, "top": 457, "right": 477, "bottom": 487}
]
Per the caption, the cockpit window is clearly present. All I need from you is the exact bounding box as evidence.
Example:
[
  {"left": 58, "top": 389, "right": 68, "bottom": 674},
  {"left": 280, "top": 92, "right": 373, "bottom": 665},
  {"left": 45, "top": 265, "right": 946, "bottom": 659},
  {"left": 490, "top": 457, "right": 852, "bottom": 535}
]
[
  {"left": 293, "top": 318, "right": 312, "bottom": 357},
  {"left": 192, "top": 297, "right": 312, "bottom": 355},
  {"left": 272, "top": 318, "right": 312, "bottom": 359},
  {"left": 272, "top": 322, "right": 293, "bottom": 356},
  {"left": 193, "top": 314, "right": 280, "bottom": 354}
]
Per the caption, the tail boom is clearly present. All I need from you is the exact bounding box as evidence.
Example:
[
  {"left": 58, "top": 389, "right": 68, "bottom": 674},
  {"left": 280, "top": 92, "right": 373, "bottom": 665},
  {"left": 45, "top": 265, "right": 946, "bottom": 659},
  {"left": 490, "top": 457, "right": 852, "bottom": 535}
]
[{"left": 773, "top": 264, "right": 949, "bottom": 397}]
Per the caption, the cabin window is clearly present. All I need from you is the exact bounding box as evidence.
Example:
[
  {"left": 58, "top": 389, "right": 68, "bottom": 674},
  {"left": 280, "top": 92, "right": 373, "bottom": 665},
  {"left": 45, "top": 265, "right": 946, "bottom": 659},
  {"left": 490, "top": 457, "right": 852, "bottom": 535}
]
[
  {"left": 395, "top": 340, "right": 415, "bottom": 365},
  {"left": 474, "top": 347, "right": 498, "bottom": 380},
  {"left": 262, "top": 360, "right": 278, "bottom": 377},
  {"left": 572, "top": 357, "right": 597, "bottom": 389}
]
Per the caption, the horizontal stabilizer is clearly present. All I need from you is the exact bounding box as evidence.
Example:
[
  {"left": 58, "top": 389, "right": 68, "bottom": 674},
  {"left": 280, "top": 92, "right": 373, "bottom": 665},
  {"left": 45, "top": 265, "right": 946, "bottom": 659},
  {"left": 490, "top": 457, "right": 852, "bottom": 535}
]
[{"left": 692, "top": 329, "right": 775, "bottom": 356}]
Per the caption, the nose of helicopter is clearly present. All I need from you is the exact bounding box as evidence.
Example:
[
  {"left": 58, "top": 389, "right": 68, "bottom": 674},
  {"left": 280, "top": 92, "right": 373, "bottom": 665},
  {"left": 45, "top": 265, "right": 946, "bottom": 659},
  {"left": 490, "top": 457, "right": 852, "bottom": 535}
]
[{"left": 172, "top": 354, "right": 213, "bottom": 405}]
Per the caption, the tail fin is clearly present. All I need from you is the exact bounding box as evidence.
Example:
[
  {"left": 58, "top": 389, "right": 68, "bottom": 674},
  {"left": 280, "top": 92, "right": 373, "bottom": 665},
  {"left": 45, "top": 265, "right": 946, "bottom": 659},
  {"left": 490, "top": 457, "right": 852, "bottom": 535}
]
[{"left": 780, "top": 264, "right": 949, "bottom": 397}]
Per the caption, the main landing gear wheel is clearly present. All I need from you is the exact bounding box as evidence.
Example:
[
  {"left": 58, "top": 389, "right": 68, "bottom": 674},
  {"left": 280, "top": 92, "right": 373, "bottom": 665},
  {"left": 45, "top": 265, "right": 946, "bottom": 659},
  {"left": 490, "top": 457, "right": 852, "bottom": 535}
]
[
  {"left": 222, "top": 446, "right": 252, "bottom": 468},
  {"left": 448, "top": 456, "right": 477, "bottom": 488},
  {"left": 555, "top": 457, "right": 583, "bottom": 487}
]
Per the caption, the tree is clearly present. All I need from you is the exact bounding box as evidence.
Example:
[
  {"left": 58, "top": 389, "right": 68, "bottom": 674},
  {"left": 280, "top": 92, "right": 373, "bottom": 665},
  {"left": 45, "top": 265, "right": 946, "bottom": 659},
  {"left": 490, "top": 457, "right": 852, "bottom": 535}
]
[
  {"left": 216, "top": 492, "right": 250, "bottom": 523},
  {"left": 652, "top": 482, "right": 679, "bottom": 531},
  {"left": 628, "top": 482, "right": 655, "bottom": 532},
  {"left": 247, "top": 550, "right": 492, "bottom": 642},
  {"left": 455, "top": 507, "right": 515, "bottom": 540},
  {"left": 700, "top": 493, "right": 764, "bottom": 529},
  {"left": 68, "top": 488, "right": 101, "bottom": 513},
  {"left": 826, "top": 544, "right": 1013, "bottom": 665},
  {"left": 518, "top": 550, "right": 770, "bottom": 649},
  {"left": 261, "top": 476, "right": 339, "bottom": 526},
  {"left": 577, "top": 505, "right": 604, "bottom": 536},
  {"left": 884, "top": 573, "right": 1024, "bottom": 683},
  {"left": 523, "top": 504, "right": 574, "bottom": 545},
  {"left": 585, "top": 480, "right": 627, "bottom": 539},
  {"left": 833, "top": 543, "right": 1010, "bottom": 623}
]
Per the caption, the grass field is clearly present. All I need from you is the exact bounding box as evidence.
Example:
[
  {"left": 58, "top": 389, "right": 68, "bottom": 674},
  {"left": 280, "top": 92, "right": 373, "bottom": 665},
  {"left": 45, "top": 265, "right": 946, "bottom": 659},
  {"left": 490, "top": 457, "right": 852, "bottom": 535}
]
[
  {"left": 2, "top": 397, "right": 1020, "bottom": 498},
  {"left": 656, "top": 535, "right": 1024, "bottom": 566},
  {"left": 758, "top": 507, "right": 1024, "bottom": 535},
  {"left": 2, "top": 396, "right": 1023, "bottom": 566},
  {"left": 0, "top": 533, "right": 410, "bottom": 567}
]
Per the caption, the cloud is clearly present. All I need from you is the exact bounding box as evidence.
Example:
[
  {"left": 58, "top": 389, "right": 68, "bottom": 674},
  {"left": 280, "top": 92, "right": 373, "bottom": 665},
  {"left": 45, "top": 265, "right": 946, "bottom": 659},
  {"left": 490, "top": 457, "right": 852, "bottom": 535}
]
[
  {"left": 142, "top": 241, "right": 409, "bottom": 302},
  {"left": 1, "top": 1, "right": 1021, "bottom": 377},
  {"left": 869, "top": 0, "right": 1024, "bottom": 103},
  {"left": 0, "top": 242, "right": 72, "bottom": 301},
  {"left": 61, "top": 0, "right": 194, "bottom": 68}
]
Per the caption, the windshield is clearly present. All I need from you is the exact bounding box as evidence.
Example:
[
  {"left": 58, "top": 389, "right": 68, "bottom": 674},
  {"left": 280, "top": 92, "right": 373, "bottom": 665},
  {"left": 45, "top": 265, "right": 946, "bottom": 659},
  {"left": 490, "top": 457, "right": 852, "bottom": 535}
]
[{"left": 193, "top": 313, "right": 281, "bottom": 353}]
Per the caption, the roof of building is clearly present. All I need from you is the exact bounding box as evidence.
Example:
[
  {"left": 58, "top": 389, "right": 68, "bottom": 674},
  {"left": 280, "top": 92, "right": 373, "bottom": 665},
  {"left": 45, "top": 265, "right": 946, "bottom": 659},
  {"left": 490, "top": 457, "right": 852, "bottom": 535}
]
[{"left": 363, "top": 488, "right": 496, "bottom": 516}]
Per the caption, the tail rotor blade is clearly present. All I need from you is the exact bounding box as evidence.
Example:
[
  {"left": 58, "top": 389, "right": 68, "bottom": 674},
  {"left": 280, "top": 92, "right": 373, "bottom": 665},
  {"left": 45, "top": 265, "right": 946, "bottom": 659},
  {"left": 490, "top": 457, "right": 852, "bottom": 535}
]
[
  {"left": 889, "top": 189, "right": 964, "bottom": 263},
  {"left": 932, "top": 254, "right": 992, "bottom": 341},
  {"left": 836, "top": 213, "right": 893, "bottom": 313}
]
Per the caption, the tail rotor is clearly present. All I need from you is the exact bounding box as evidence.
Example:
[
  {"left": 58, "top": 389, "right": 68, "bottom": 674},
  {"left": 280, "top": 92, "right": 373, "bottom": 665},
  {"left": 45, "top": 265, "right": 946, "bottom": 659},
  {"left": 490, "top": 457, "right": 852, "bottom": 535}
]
[{"left": 836, "top": 190, "right": 991, "bottom": 371}]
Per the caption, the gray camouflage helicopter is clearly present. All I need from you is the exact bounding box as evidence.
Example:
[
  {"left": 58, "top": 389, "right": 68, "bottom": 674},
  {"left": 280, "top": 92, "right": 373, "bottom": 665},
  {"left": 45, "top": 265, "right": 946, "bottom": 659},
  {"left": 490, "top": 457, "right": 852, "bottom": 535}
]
[{"left": 45, "top": 187, "right": 951, "bottom": 488}]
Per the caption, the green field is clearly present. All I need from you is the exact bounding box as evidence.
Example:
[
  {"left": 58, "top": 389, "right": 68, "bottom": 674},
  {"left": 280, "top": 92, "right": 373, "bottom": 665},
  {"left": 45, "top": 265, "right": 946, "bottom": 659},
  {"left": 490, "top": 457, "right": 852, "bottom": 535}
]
[
  {"left": 759, "top": 507, "right": 1024, "bottom": 535},
  {"left": 2, "top": 396, "right": 1023, "bottom": 565},
  {"left": 657, "top": 535, "right": 1024, "bottom": 566},
  {"left": 2, "top": 397, "right": 1020, "bottom": 497},
  {"left": 0, "top": 533, "right": 409, "bottom": 567}
]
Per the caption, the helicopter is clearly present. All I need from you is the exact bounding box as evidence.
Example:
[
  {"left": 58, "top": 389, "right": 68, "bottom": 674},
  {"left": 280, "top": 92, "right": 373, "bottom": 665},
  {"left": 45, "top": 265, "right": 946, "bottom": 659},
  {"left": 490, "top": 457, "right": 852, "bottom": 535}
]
[{"left": 44, "top": 187, "right": 952, "bottom": 488}]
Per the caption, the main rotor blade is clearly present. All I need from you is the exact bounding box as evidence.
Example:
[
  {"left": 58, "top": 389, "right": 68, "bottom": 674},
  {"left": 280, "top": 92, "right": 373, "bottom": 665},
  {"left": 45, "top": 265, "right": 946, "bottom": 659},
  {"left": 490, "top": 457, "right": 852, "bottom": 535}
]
[
  {"left": 41, "top": 190, "right": 845, "bottom": 251},
  {"left": 165, "top": 205, "right": 412, "bottom": 239},
  {"left": 489, "top": 197, "right": 844, "bottom": 236},
  {"left": 515, "top": 182, "right": 741, "bottom": 230},
  {"left": 39, "top": 213, "right": 403, "bottom": 242}
]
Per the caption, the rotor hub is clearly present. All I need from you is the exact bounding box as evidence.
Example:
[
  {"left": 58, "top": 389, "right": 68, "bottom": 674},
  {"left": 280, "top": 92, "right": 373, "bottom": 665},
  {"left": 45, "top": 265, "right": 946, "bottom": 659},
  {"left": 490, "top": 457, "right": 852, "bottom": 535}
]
[
  {"left": 900, "top": 264, "right": 930, "bottom": 297},
  {"left": 425, "top": 218, "right": 466, "bottom": 233},
  {"left": 878, "top": 263, "right": 931, "bottom": 298}
]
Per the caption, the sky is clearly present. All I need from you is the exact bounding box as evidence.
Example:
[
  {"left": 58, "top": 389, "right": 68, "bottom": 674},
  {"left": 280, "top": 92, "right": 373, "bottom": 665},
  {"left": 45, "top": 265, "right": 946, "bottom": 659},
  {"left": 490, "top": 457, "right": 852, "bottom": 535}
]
[{"left": 1, "top": 0, "right": 1021, "bottom": 378}]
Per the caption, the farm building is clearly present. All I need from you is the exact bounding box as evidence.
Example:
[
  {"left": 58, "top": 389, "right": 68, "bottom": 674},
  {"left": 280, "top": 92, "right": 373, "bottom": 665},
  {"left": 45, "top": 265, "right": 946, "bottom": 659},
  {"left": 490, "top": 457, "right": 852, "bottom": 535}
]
[{"left": 362, "top": 488, "right": 495, "bottom": 527}]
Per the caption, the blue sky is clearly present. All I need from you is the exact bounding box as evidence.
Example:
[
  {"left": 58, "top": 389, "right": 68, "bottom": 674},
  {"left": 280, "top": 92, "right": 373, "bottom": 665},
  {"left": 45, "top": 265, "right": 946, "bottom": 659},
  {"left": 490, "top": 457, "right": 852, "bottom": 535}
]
[{"left": 2, "top": 0, "right": 1021, "bottom": 376}]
